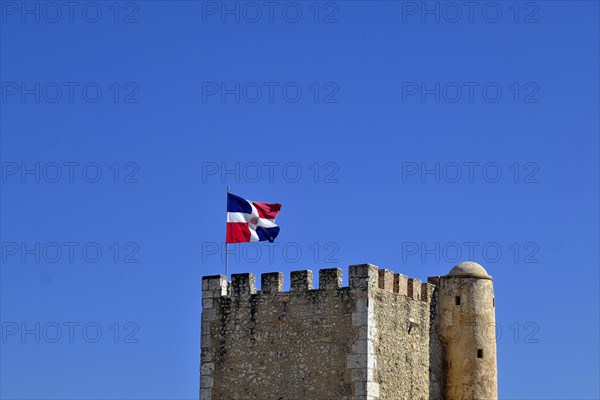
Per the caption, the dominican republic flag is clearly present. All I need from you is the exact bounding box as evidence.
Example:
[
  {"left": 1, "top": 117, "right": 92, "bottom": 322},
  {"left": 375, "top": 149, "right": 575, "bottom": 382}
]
[{"left": 226, "top": 193, "right": 281, "bottom": 243}]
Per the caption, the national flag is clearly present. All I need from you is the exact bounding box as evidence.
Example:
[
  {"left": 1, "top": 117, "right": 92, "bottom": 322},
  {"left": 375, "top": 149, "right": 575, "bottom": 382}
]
[{"left": 226, "top": 193, "right": 281, "bottom": 243}]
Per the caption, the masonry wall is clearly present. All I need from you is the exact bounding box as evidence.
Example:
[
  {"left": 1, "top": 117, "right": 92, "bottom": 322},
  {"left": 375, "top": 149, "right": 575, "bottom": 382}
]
[
  {"left": 201, "top": 269, "right": 364, "bottom": 400},
  {"left": 371, "top": 271, "right": 437, "bottom": 400},
  {"left": 200, "top": 265, "right": 438, "bottom": 400}
]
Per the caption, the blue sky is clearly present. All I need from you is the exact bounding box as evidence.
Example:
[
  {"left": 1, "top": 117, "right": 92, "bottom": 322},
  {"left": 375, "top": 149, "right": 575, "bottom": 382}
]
[{"left": 1, "top": 1, "right": 598, "bottom": 399}]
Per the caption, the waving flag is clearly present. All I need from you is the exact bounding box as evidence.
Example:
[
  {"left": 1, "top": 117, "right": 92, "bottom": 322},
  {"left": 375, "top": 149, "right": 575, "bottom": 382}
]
[{"left": 226, "top": 193, "right": 281, "bottom": 243}]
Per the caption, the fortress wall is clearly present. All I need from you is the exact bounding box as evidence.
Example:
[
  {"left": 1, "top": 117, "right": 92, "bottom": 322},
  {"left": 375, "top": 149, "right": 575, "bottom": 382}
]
[
  {"left": 200, "top": 265, "right": 439, "bottom": 400},
  {"left": 371, "top": 271, "right": 434, "bottom": 400},
  {"left": 201, "top": 269, "right": 359, "bottom": 400}
]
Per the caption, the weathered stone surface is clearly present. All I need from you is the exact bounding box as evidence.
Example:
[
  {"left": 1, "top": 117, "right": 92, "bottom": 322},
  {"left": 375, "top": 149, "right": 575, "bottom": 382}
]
[
  {"left": 290, "top": 270, "right": 313, "bottom": 291},
  {"left": 394, "top": 273, "right": 408, "bottom": 296},
  {"left": 373, "top": 287, "right": 430, "bottom": 400},
  {"left": 200, "top": 262, "right": 498, "bottom": 400},
  {"left": 261, "top": 272, "right": 283, "bottom": 295},
  {"left": 438, "top": 262, "right": 498, "bottom": 400},
  {"left": 319, "top": 268, "right": 343, "bottom": 290},
  {"left": 378, "top": 269, "right": 394, "bottom": 291},
  {"left": 206, "top": 287, "right": 357, "bottom": 399}
]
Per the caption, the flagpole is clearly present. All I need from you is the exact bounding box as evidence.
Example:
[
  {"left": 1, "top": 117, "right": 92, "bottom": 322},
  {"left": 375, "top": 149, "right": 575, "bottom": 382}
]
[{"left": 225, "top": 186, "right": 230, "bottom": 278}]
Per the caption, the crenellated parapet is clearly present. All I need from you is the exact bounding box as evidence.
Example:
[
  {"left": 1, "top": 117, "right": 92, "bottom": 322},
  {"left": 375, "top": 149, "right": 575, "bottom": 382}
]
[
  {"left": 201, "top": 264, "right": 435, "bottom": 304},
  {"left": 200, "top": 263, "right": 438, "bottom": 400}
]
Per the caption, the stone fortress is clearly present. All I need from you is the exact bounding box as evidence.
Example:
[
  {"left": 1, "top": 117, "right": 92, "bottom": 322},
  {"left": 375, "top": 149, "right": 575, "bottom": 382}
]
[{"left": 200, "top": 262, "right": 498, "bottom": 400}]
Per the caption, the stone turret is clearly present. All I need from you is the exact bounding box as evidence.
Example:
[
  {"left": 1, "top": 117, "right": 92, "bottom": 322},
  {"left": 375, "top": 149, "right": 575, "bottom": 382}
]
[{"left": 436, "top": 261, "right": 498, "bottom": 400}]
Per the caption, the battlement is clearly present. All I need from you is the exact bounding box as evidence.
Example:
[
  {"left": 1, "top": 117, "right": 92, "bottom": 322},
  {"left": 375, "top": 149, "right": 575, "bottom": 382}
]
[
  {"left": 201, "top": 263, "right": 434, "bottom": 304},
  {"left": 200, "top": 263, "right": 441, "bottom": 399}
]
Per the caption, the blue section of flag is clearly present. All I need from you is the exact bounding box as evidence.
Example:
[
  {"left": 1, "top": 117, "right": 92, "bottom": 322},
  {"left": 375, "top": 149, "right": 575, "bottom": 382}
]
[
  {"left": 256, "top": 226, "right": 280, "bottom": 243},
  {"left": 227, "top": 193, "right": 252, "bottom": 214}
]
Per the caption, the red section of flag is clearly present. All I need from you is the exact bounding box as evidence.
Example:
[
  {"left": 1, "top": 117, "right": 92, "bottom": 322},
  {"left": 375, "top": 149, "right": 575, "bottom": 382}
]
[
  {"left": 226, "top": 222, "right": 251, "bottom": 243},
  {"left": 252, "top": 201, "right": 281, "bottom": 220}
]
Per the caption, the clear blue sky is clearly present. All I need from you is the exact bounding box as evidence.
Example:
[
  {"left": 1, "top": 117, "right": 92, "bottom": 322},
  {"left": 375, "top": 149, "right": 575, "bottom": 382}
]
[{"left": 1, "top": 1, "right": 598, "bottom": 399}]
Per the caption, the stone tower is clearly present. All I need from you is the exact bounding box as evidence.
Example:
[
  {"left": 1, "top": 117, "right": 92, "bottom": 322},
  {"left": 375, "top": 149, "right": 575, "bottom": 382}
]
[
  {"left": 200, "top": 262, "right": 498, "bottom": 400},
  {"left": 436, "top": 262, "right": 498, "bottom": 400}
]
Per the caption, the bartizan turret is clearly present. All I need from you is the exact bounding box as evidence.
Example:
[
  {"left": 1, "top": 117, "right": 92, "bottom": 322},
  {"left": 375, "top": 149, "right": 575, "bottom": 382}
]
[{"left": 437, "top": 261, "right": 498, "bottom": 400}]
